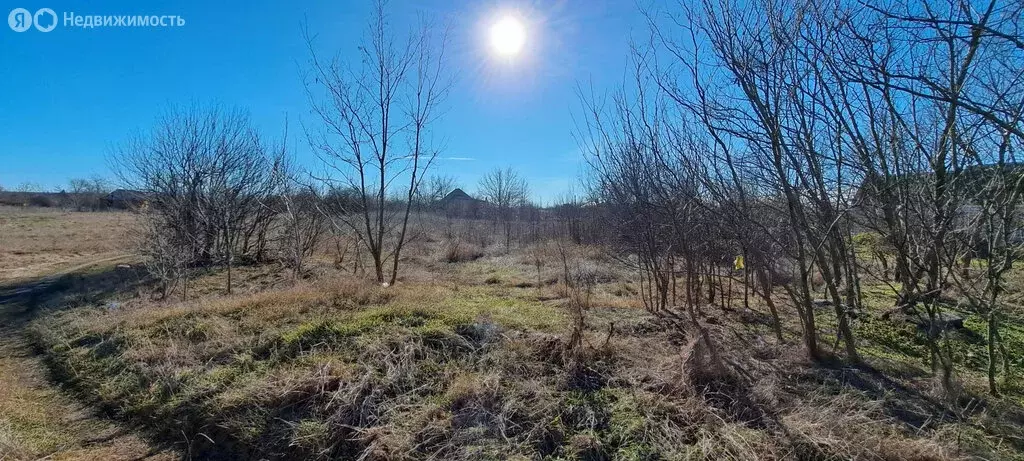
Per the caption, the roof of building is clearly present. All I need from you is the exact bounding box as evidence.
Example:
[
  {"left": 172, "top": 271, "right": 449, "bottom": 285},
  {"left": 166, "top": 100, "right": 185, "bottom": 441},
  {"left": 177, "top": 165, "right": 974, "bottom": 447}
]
[{"left": 442, "top": 188, "right": 480, "bottom": 202}]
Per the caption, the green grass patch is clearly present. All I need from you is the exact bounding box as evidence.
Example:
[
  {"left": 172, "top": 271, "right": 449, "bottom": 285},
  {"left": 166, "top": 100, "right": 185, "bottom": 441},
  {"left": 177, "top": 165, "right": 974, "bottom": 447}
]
[{"left": 27, "top": 280, "right": 571, "bottom": 459}]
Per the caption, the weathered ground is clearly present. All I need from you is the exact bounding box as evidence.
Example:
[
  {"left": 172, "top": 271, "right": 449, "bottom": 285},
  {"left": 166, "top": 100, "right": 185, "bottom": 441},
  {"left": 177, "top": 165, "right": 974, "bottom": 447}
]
[
  {"left": 0, "top": 207, "right": 133, "bottom": 280},
  {"left": 0, "top": 253, "right": 175, "bottom": 460},
  {"left": 3, "top": 209, "right": 1024, "bottom": 460}
]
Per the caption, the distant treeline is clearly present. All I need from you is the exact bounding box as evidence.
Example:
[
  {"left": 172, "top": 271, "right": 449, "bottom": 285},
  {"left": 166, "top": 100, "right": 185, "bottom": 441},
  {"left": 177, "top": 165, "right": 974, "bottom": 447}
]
[{"left": 0, "top": 190, "right": 123, "bottom": 210}]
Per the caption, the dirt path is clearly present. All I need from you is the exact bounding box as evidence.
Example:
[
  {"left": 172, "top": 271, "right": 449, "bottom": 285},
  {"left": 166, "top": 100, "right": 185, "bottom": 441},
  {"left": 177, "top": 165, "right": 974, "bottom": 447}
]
[
  {"left": 0, "top": 256, "right": 176, "bottom": 461},
  {"left": 0, "top": 253, "right": 132, "bottom": 292}
]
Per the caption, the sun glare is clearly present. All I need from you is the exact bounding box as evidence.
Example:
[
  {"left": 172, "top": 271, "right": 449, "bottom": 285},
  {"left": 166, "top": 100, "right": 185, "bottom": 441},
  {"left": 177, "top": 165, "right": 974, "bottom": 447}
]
[{"left": 489, "top": 16, "right": 526, "bottom": 57}]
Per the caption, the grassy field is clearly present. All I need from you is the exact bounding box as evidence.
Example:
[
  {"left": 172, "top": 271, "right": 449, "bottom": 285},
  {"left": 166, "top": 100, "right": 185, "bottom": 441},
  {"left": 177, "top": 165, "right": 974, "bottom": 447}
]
[
  {"left": 0, "top": 206, "right": 134, "bottom": 280},
  {"left": 4, "top": 209, "right": 1024, "bottom": 460},
  {"left": 0, "top": 208, "right": 173, "bottom": 460}
]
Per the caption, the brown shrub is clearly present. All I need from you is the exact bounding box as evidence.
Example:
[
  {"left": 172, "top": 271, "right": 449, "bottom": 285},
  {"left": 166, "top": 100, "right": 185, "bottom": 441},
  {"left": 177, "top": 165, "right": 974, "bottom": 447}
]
[{"left": 442, "top": 240, "right": 484, "bottom": 263}]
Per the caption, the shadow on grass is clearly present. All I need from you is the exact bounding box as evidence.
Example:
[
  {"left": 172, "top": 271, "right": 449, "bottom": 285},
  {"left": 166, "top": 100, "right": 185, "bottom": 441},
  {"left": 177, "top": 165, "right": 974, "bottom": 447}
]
[
  {"left": 796, "top": 355, "right": 1024, "bottom": 456},
  {"left": 0, "top": 265, "right": 187, "bottom": 458},
  {"left": 0, "top": 265, "right": 151, "bottom": 322}
]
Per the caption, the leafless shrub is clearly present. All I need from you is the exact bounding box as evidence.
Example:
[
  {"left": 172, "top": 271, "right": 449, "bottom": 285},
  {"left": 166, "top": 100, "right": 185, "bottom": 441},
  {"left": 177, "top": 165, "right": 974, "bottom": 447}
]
[
  {"left": 112, "top": 104, "right": 284, "bottom": 295},
  {"left": 442, "top": 238, "right": 483, "bottom": 263},
  {"left": 274, "top": 159, "right": 327, "bottom": 279},
  {"left": 577, "top": 0, "right": 1024, "bottom": 385},
  {"left": 526, "top": 242, "right": 547, "bottom": 290},
  {"left": 556, "top": 240, "right": 596, "bottom": 352},
  {"left": 64, "top": 176, "right": 110, "bottom": 211},
  {"left": 477, "top": 167, "right": 530, "bottom": 251},
  {"left": 130, "top": 208, "right": 188, "bottom": 300}
]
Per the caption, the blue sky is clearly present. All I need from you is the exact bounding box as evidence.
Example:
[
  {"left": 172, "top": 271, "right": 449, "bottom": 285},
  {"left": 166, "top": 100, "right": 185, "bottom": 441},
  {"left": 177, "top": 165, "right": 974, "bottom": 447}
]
[{"left": 0, "top": 0, "right": 646, "bottom": 203}]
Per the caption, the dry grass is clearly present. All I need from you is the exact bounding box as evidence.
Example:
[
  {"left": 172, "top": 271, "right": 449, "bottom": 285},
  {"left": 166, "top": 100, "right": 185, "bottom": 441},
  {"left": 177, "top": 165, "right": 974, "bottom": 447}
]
[
  {"left": 0, "top": 294, "right": 173, "bottom": 460},
  {"left": 30, "top": 272, "right": 569, "bottom": 458},
  {"left": 0, "top": 344, "right": 78, "bottom": 458},
  {"left": 29, "top": 266, "right": 974, "bottom": 459},
  {"left": 0, "top": 207, "right": 133, "bottom": 281},
  {"left": 0, "top": 350, "right": 171, "bottom": 461},
  {"left": 441, "top": 239, "right": 485, "bottom": 263},
  {"left": 2, "top": 209, "right": 1022, "bottom": 459}
]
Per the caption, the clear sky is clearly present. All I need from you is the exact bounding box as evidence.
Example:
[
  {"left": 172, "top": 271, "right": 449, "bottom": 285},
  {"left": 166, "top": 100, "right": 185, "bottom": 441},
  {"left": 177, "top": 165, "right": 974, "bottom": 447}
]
[{"left": 0, "top": 0, "right": 646, "bottom": 203}]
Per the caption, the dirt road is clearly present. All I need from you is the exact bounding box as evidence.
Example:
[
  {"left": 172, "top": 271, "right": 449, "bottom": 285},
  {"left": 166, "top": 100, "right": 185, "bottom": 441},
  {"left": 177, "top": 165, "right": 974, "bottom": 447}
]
[{"left": 0, "top": 255, "right": 176, "bottom": 460}]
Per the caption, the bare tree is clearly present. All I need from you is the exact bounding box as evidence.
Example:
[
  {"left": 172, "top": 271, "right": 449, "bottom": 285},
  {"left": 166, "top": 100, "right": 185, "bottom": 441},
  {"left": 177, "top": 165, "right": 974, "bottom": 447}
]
[
  {"left": 275, "top": 159, "right": 327, "bottom": 279},
  {"left": 206, "top": 129, "right": 283, "bottom": 294},
  {"left": 16, "top": 182, "right": 42, "bottom": 193},
  {"left": 815, "top": 0, "right": 1023, "bottom": 391},
  {"left": 131, "top": 207, "right": 189, "bottom": 300},
  {"left": 581, "top": 0, "right": 1023, "bottom": 383},
  {"left": 948, "top": 133, "right": 1024, "bottom": 395},
  {"left": 304, "top": 0, "right": 452, "bottom": 285},
  {"left": 576, "top": 45, "right": 736, "bottom": 382},
  {"left": 416, "top": 174, "right": 458, "bottom": 209},
  {"left": 66, "top": 176, "right": 109, "bottom": 211},
  {"left": 477, "top": 167, "right": 529, "bottom": 250},
  {"left": 112, "top": 104, "right": 284, "bottom": 296},
  {"left": 658, "top": 0, "right": 871, "bottom": 362}
]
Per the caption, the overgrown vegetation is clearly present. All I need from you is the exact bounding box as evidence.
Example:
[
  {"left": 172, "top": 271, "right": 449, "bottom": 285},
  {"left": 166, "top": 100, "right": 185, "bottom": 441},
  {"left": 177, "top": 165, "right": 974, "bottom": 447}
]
[
  {"left": 576, "top": 0, "right": 1024, "bottom": 400},
  {"left": 7, "top": 229, "right": 1018, "bottom": 460},
  {"left": 4, "top": 0, "right": 1024, "bottom": 459}
]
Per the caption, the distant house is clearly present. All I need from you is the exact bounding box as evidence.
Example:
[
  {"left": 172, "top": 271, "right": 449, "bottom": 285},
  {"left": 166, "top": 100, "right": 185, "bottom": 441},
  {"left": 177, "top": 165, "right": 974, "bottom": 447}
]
[
  {"left": 106, "top": 189, "right": 148, "bottom": 209},
  {"left": 440, "top": 188, "right": 486, "bottom": 218},
  {"left": 440, "top": 188, "right": 477, "bottom": 205}
]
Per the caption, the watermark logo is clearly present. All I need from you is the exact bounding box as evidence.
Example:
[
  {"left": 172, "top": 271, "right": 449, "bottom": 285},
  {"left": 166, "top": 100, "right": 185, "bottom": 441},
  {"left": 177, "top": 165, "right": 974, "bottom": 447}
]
[
  {"left": 9, "top": 7, "right": 56, "bottom": 32},
  {"left": 8, "top": 7, "right": 31, "bottom": 32},
  {"left": 8, "top": 8, "right": 185, "bottom": 32},
  {"left": 33, "top": 8, "right": 56, "bottom": 32}
]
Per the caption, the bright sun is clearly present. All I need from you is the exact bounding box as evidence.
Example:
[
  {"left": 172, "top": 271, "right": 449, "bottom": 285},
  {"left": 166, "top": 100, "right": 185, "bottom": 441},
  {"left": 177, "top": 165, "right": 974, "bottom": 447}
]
[{"left": 489, "top": 16, "right": 526, "bottom": 57}]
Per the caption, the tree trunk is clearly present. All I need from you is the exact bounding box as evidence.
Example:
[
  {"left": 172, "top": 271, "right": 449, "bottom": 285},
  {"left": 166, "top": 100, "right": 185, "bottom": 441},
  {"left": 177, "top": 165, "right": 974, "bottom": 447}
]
[{"left": 988, "top": 309, "right": 1000, "bottom": 395}]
